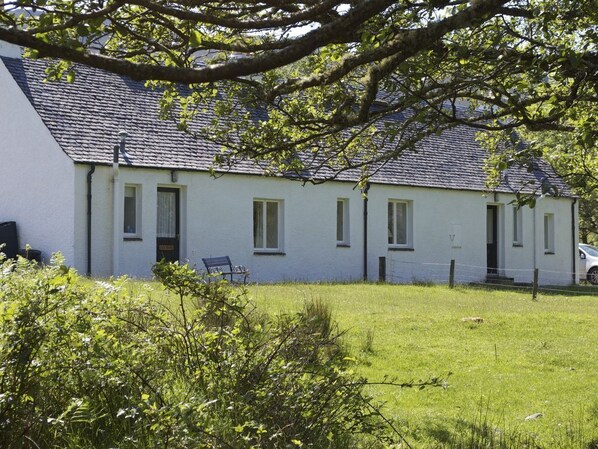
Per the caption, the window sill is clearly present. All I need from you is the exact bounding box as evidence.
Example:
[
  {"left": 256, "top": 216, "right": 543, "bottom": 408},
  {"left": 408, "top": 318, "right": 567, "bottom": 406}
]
[
  {"left": 513, "top": 243, "right": 523, "bottom": 247},
  {"left": 336, "top": 243, "right": 351, "bottom": 248},
  {"left": 388, "top": 247, "right": 414, "bottom": 251},
  {"left": 124, "top": 237, "right": 143, "bottom": 241},
  {"left": 544, "top": 251, "right": 555, "bottom": 255},
  {"left": 254, "top": 251, "right": 286, "bottom": 256}
]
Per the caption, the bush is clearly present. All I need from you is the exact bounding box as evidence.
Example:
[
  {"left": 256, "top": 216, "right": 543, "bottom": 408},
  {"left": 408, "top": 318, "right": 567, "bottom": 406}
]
[{"left": 0, "top": 257, "right": 395, "bottom": 448}]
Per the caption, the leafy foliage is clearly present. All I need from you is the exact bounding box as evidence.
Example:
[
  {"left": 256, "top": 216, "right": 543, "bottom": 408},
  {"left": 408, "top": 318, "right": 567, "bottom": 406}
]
[
  {"left": 0, "top": 256, "right": 397, "bottom": 448},
  {"left": 518, "top": 128, "right": 598, "bottom": 243},
  {"left": 1, "top": 1, "right": 597, "bottom": 182}
]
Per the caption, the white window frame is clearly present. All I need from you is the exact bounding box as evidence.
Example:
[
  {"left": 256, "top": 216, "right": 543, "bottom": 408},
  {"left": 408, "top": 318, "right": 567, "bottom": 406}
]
[
  {"left": 336, "top": 198, "right": 350, "bottom": 246},
  {"left": 253, "top": 199, "right": 283, "bottom": 252},
  {"left": 124, "top": 184, "right": 142, "bottom": 238},
  {"left": 513, "top": 206, "right": 523, "bottom": 246},
  {"left": 388, "top": 200, "right": 413, "bottom": 248},
  {"left": 544, "top": 213, "right": 555, "bottom": 254}
]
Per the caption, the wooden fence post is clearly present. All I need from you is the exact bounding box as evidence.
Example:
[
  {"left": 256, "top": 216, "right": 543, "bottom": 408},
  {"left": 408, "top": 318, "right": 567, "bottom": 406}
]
[
  {"left": 379, "top": 257, "right": 386, "bottom": 283},
  {"left": 449, "top": 259, "right": 455, "bottom": 288},
  {"left": 532, "top": 268, "right": 539, "bottom": 300}
]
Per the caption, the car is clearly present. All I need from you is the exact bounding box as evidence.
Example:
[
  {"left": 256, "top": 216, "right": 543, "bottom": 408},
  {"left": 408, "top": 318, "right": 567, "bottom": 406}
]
[{"left": 579, "top": 243, "right": 598, "bottom": 285}]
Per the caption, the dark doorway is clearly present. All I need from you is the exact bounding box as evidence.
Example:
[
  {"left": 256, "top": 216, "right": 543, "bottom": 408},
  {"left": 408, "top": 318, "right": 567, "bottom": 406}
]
[
  {"left": 156, "top": 188, "right": 180, "bottom": 262},
  {"left": 486, "top": 205, "right": 498, "bottom": 274}
]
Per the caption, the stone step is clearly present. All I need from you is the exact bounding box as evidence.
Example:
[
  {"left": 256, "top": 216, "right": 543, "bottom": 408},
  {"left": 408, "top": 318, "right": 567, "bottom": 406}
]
[{"left": 485, "top": 275, "right": 515, "bottom": 285}]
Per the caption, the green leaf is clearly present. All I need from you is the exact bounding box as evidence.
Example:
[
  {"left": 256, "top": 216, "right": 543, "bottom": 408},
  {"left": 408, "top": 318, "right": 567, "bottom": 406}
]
[{"left": 189, "top": 30, "right": 202, "bottom": 47}]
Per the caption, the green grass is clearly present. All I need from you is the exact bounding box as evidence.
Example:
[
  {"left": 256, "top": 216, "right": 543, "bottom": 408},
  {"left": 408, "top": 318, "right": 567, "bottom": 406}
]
[{"left": 246, "top": 283, "right": 598, "bottom": 449}]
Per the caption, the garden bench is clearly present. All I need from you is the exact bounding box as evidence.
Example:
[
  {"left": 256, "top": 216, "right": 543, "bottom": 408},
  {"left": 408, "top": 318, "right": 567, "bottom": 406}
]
[{"left": 202, "top": 256, "right": 250, "bottom": 284}]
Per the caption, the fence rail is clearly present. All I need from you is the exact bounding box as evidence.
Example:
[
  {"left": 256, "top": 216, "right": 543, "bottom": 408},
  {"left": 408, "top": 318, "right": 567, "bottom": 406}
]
[{"left": 378, "top": 256, "right": 598, "bottom": 299}]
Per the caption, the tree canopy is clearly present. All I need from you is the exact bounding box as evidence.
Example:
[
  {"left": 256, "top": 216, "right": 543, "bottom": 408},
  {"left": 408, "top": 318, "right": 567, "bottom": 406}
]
[
  {"left": 522, "top": 128, "right": 598, "bottom": 242},
  {"left": 1, "top": 0, "right": 597, "bottom": 185}
]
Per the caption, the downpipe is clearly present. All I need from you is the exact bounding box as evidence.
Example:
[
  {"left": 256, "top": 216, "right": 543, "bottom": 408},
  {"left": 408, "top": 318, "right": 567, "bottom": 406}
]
[
  {"left": 362, "top": 182, "right": 371, "bottom": 281},
  {"left": 86, "top": 164, "right": 95, "bottom": 276}
]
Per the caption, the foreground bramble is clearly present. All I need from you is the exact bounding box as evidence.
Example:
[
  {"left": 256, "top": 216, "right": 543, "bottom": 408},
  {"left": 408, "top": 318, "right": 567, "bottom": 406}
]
[{"left": 0, "top": 256, "right": 397, "bottom": 449}]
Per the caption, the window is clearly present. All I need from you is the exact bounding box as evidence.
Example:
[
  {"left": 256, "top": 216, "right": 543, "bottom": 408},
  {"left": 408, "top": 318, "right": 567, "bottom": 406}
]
[
  {"left": 157, "top": 189, "right": 177, "bottom": 239},
  {"left": 388, "top": 200, "right": 412, "bottom": 248},
  {"left": 513, "top": 206, "right": 523, "bottom": 246},
  {"left": 253, "top": 199, "right": 283, "bottom": 252},
  {"left": 544, "top": 213, "right": 555, "bottom": 254},
  {"left": 124, "top": 185, "right": 141, "bottom": 237},
  {"left": 336, "top": 198, "right": 349, "bottom": 246}
]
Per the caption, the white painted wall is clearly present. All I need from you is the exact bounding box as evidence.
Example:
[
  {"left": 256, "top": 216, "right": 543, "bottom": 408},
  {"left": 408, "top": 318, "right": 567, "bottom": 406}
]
[
  {"left": 373, "top": 188, "right": 577, "bottom": 286},
  {"left": 73, "top": 164, "right": 113, "bottom": 276},
  {"left": 79, "top": 164, "right": 577, "bottom": 285},
  {"left": 498, "top": 196, "right": 578, "bottom": 285},
  {"left": 371, "top": 185, "right": 488, "bottom": 284},
  {"left": 0, "top": 41, "right": 21, "bottom": 59},
  {"left": 84, "top": 167, "right": 365, "bottom": 280},
  {"left": 0, "top": 58, "right": 76, "bottom": 264}
]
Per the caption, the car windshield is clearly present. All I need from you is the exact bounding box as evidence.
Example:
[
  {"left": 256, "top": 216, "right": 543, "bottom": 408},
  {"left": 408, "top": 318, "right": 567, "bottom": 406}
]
[{"left": 580, "top": 244, "right": 598, "bottom": 257}]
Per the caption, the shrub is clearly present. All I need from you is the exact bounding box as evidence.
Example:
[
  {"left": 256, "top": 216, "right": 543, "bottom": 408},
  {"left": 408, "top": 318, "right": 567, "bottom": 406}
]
[{"left": 0, "top": 257, "right": 395, "bottom": 448}]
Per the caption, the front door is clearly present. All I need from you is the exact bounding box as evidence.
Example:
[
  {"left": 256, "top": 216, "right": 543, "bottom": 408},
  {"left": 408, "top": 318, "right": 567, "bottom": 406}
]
[
  {"left": 486, "top": 205, "right": 498, "bottom": 274},
  {"left": 156, "top": 188, "right": 180, "bottom": 262}
]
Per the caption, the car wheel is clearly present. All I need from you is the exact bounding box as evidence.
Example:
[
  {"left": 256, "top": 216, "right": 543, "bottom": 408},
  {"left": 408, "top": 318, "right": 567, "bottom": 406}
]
[{"left": 588, "top": 267, "right": 598, "bottom": 285}]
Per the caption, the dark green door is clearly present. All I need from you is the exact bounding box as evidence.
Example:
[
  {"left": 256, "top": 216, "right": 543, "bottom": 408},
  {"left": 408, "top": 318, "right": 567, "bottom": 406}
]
[{"left": 486, "top": 205, "right": 498, "bottom": 274}]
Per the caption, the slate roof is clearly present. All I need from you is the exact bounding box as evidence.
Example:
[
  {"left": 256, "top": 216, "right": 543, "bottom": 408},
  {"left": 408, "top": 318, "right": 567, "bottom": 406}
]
[{"left": 1, "top": 55, "right": 572, "bottom": 196}]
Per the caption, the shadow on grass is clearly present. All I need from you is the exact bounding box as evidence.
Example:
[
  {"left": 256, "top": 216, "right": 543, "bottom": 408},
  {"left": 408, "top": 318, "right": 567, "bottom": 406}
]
[
  {"left": 464, "top": 282, "right": 598, "bottom": 297},
  {"left": 419, "top": 416, "right": 539, "bottom": 449},
  {"left": 417, "top": 414, "right": 598, "bottom": 449}
]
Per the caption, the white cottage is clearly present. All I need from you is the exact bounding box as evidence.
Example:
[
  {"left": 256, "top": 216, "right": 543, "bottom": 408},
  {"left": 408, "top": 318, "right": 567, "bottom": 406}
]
[{"left": 0, "top": 42, "right": 579, "bottom": 285}]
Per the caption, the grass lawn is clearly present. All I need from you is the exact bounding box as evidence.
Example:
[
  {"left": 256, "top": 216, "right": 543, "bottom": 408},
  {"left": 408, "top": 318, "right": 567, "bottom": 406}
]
[{"left": 245, "top": 283, "right": 598, "bottom": 448}]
